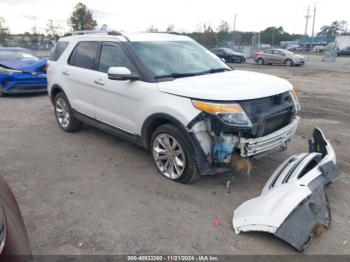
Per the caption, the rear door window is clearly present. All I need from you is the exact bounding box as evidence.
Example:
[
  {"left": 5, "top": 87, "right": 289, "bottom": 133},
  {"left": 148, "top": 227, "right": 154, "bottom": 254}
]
[
  {"left": 68, "top": 41, "right": 99, "bottom": 70},
  {"left": 49, "top": 41, "right": 69, "bottom": 61}
]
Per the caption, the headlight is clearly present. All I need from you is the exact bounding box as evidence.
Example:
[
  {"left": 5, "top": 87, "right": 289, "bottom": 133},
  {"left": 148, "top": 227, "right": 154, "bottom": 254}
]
[
  {"left": 290, "top": 89, "right": 301, "bottom": 111},
  {"left": 0, "top": 66, "right": 22, "bottom": 75},
  {"left": 192, "top": 100, "right": 252, "bottom": 127}
]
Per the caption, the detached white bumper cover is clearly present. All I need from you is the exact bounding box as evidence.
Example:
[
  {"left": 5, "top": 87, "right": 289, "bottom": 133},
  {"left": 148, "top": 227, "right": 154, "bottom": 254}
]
[{"left": 233, "top": 128, "right": 339, "bottom": 252}]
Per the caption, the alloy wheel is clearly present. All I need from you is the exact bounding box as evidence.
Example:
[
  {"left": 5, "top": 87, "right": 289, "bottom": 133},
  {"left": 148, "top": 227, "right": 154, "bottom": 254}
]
[
  {"left": 55, "top": 97, "right": 70, "bottom": 129},
  {"left": 152, "top": 134, "right": 186, "bottom": 179}
]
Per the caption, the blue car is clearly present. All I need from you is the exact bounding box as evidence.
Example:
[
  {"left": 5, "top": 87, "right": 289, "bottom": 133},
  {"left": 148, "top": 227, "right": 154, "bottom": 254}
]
[{"left": 0, "top": 47, "right": 47, "bottom": 97}]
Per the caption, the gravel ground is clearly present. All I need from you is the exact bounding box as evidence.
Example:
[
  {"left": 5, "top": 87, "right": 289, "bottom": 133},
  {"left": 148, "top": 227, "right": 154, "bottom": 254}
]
[{"left": 0, "top": 58, "right": 349, "bottom": 255}]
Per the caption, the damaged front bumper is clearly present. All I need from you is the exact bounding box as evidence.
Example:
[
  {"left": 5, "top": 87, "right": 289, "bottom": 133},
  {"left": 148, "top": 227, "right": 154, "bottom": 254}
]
[
  {"left": 232, "top": 128, "right": 339, "bottom": 252},
  {"left": 190, "top": 114, "right": 299, "bottom": 174},
  {"left": 238, "top": 116, "right": 299, "bottom": 158}
]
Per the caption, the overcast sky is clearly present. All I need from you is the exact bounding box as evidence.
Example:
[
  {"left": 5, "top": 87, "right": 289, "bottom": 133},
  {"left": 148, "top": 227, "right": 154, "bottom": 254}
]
[{"left": 0, "top": 0, "right": 349, "bottom": 35}]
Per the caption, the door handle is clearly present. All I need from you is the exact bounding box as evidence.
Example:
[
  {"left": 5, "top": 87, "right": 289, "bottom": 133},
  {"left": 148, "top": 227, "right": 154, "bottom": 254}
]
[
  {"left": 94, "top": 79, "right": 105, "bottom": 86},
  {"left": 62, "top": 70, "right": 70, "bottom": 76}
]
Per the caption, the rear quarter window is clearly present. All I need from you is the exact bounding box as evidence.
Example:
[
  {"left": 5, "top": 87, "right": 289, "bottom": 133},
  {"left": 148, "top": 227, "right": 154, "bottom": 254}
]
[{"left": 49, "top": 41, "right": 69, "bottom": 61}]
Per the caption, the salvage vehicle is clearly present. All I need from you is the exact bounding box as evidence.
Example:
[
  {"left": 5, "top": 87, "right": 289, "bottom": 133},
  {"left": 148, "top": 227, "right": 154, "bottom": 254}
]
[
  {"left": 210, "top": 47, "right": 246, "bottom": 63},
  {"left": 0, "top": 176, "right": 32, "bottom": 257},
  {"left": 255, "top": 49, "right": 305, "bottom": 66},
  {"left": 47, "top": 31, "right": 300, "bottom": 183},
  {"left": 0, "top": 47, "right": 47, "bottom": 97}
]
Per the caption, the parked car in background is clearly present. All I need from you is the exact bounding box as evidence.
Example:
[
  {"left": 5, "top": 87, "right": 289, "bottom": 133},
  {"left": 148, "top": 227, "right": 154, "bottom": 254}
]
[
  {"left": 286, "top": 44, "right": 300, "bottom": 51},
  {"left": 0, "top": 47, "right": 47, "bottom": 97},
  {"left": 337, "top": 46, "right": 350, "bottom": 56},
  {"left": 0, "top": 176, "right": 31, "bottom": 257},
  {"left": 254, "top": 49, "right": 305, "bottom": 66},
  {"left": 210, "top": 47, "right": 246, "bottom": 63}
]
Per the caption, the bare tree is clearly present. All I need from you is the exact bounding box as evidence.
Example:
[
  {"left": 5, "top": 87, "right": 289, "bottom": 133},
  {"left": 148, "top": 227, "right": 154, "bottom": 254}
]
[
  {"left": 0, "top": 17, "right": 9, "bottom": 43},
  {"left": 46, "top": 19, "right": 61, "bottom": 41},
  {"left": 147, "top": 25, "right": 159, "bottom": 32},
  {"left": 166, "top": 24, "right": 175, "bottom": 32}
]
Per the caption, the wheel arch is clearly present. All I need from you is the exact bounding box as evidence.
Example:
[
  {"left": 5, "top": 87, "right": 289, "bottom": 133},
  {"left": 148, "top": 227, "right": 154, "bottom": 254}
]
[
  {"left": 50, "top": 84, "right": 64, "bottom": 103},
  {"left": 141, "top": 113, "right": 190, "bottom": 150},
  {"left": 141, "top": 112, "right": 207, "bottom": 175}
]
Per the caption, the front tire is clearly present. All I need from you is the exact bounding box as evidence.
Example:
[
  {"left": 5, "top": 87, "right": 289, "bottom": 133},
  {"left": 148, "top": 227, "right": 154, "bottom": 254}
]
[
  {"left": 54, "top": 92, "right": 83, "bottom": 132},
  {"left": 151, "top": 124, "right": 200, "bottom": 184},
  {"left": 285, "top": 59, "right": 293, "bottom": 66}
]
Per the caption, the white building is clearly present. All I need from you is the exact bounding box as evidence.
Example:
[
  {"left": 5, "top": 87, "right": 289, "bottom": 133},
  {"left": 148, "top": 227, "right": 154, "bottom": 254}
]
[{"left": 336, "top": 35, "right": 350, "bottom": 49}]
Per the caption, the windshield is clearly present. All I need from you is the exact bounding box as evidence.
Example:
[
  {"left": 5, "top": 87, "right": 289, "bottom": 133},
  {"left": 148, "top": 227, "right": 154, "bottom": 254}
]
[
  {"left": 0, "top": 49, "right": 39, "bottom": 62},
  {"left": 222, "top": 48, "right": 238, "bottom": 54},
  {"left": 131, "top": 41, "right": 229, "bottom": 78},
  {"left": 282, "top": 49, "right": 294, "bottom": 55}
]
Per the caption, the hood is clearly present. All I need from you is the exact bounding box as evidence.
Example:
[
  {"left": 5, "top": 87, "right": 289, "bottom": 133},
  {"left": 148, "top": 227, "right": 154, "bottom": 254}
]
[
  {"left": 0, "top": 58, "right": 47, "bottom": 73},
  {"left": 231, "top": 51, "right": 245, "bottom": 57},
  {"left": 292, "top": 54, "right": 304, "bottom": 59},
  {"left": 157, "top": 70, "right": 293, "bottom": 101}
]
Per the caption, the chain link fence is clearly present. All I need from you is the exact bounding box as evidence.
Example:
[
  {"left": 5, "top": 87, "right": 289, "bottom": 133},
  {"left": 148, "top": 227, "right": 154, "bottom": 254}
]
[{"left": 0, "top": 34, "right": 54, "bottom": 57}]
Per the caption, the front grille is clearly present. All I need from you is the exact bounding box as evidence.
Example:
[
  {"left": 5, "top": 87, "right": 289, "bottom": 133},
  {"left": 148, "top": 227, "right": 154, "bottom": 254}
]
[
  {"left": 239, "top": 91, "right": 295, "bottom": 138},
  {"left": 263, "top": 111, "right": 294, "bottom": 136}
]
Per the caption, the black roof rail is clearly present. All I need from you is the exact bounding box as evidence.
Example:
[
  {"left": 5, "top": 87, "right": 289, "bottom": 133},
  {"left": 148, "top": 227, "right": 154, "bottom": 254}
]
[
  {"left": 107, "top": 30, "right": 122, "bottom": 36},
  {"left": 153, "top": 31, "right": 182, "bottom": 35},
  {"left": 168, "top": 32, "right": 182, "bottom": 35}
]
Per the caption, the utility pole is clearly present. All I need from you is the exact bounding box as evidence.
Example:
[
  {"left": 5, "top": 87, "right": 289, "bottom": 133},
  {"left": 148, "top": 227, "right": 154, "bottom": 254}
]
[
  {"left": 303, "top": 6, "right": 311, "bottom": 52},
  {"left": 272, "top": 29, "right": 275, "bottom": 46},
  {"left": 232, "top": 13, "right": 237, "bottom": 47},
  {"left": 310, "top": 3, "right": 316, "bottom": 55}
]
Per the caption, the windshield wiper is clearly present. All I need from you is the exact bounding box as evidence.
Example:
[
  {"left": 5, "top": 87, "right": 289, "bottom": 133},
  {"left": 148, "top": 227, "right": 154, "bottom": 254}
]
[
  {"left": 154, "top": 72, "right": 201, "bottom": 79},
  {"left": 154, "top": 68, "right": 231, "bottom": 80},
  {"left": 202, "top": 67, "right": 231, "bottom": 74}
]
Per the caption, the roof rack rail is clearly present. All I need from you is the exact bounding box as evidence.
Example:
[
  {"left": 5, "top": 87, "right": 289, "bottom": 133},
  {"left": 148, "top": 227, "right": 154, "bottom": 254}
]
[
  {"left": 153, "top": 31, "right": 182, "bottom": 35},
  {"left": 63, "top": 30, "right": 124, "bottom": 37},
  {"left": 168, "top": 32, "right": 182, "bottom": 35}
]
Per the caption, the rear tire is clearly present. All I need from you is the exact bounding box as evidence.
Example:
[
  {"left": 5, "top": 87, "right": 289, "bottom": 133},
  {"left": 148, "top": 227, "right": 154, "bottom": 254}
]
[
  {"left": 257, "top": 58, "right": 264, "bottom": 65},
  {"left": 151, "top": 124, "right": 200, "bottom": 184},
  {"left": 54, "top": 92, "right": 83, "bottom": 132}
]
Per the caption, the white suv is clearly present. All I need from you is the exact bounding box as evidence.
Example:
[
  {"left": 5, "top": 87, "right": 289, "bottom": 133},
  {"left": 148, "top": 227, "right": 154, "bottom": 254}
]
[{"left": 47, "top": 31, "right": 300, "bottom": 183}]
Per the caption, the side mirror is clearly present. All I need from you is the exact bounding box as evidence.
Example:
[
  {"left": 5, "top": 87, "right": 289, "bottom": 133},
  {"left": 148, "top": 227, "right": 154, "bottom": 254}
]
[
  {"left": 221, "top": 58, "right": 226, "bottom": 63},
  {"left": 108, "top": 67, "right": 140, "bottom": 81}
]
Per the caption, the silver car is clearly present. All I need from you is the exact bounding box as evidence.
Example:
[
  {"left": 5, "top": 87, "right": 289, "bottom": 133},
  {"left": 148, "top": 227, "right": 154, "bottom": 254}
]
[{"left": 254, "top": 49, "right": 305, "bottom": 66}]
